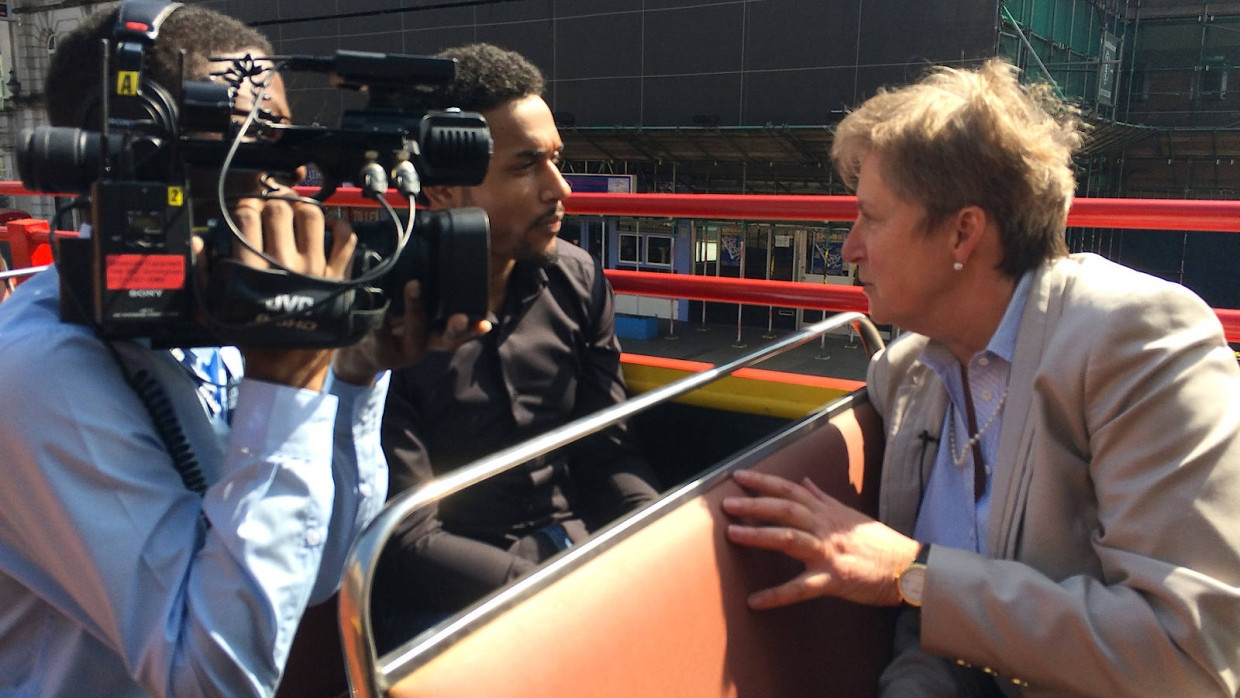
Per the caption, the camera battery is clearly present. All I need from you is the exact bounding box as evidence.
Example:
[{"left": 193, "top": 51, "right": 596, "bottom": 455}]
[{"left": 90, "top": 180, "right": 194, "bottom": 337}]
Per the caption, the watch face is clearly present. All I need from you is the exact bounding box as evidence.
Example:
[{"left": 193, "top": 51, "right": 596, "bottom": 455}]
[{"left": 899, "top": 564, "right": 926, "bottom": 606}]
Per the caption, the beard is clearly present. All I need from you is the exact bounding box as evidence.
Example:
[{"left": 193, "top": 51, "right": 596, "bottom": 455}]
[{"left": 515, "top": 210, "right": 560, "bottom": 266}]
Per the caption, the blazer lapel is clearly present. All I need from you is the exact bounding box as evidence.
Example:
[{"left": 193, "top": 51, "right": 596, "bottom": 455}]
[
  {"left": 987, "top": 259, "right": 1071, "bottom": 558},
  {"left": 879, "top": 360, "right": 949, "bottom": 536}
]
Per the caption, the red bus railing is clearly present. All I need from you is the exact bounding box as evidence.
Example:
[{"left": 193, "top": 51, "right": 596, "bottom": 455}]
[
  {"left": 600, "top": 267, "right": 1240, "bottom": 345},
  {"left": 1, "top": 181, "right": 1235, "bottom": 230},
  {"left": 2, "top": 184, "right": 1237, "bottom": 341},
  {"left": 567, "top": 193, "right": 1240, "bottom": 232}
]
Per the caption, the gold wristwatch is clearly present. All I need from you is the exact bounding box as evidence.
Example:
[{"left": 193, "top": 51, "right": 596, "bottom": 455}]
[{"left": 897, "top": 543, "right": 932, "bottom": 607}]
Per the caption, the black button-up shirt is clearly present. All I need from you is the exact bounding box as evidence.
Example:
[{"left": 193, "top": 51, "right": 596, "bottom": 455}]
[{"left": 377, "top": 240, "right": 659, "bottom": 620}]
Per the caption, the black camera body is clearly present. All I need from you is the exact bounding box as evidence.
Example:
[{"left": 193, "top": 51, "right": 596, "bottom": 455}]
[{"left": 17, "top": 0, "right": 493, "bottom": 348}]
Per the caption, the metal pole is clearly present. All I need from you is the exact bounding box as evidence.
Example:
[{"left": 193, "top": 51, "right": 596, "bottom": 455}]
[
  {"left": 732, "top": 225, "right": 746, "bottom": 348},
  {"left": 1000, "top": 5, "right": 1067, "bottom": 99},
  {"left": 666, "top": 235, "right": 679, "bottom": 339},
  {"left": 815, "top": 330, "right": 831, "bottom": 361},
  {"left": 763, "top": 226, "right": 776, "bottom": 338},
  {"left": 698, "top": 222, "right": 712, "bottom": 331},
  {"left": 732, "top": 163, "right": 748, "bottom": 348},
  {"left": 0, "top": 264, "right": 48, "bottom": 282}
]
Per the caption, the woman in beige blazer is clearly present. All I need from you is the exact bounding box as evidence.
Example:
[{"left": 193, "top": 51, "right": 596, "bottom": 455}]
[{"left": 723, "top": 58, "right": 1240, "bottom": 696}]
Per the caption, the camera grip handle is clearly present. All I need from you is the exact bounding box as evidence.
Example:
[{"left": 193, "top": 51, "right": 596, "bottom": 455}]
[{"left": 202, "top": 260, "right": 388, "bottom": 348}]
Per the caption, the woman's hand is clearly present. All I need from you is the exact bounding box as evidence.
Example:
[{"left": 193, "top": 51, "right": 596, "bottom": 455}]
[{"left": 722, "top": 469, "right": 920, "bottom": 609}]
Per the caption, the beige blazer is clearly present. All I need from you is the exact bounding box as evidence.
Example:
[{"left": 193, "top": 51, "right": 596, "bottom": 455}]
[{"left": 867, "top": 254, "right": 1240, "bottom": 697}]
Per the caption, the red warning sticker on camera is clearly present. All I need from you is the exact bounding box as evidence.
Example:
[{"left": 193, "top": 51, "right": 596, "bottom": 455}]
[{"left": 105, "top": 254, "right": 186, "bottom": 290}]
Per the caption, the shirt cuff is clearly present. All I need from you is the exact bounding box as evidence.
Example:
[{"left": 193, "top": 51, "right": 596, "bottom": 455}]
[
  {"left": 325, "top": 368, "right": 390, "bottom": 429},
  {"left": 229, "top": 378, "right": 338, "bottom": 464}
]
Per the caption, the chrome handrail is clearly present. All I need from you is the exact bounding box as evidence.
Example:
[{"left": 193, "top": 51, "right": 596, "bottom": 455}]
[
  {"left": 339, "top": 311, "right": 885, "bottom": 697},
  {"left": 0, "top": 265, "right": 49, "bottom": 282}
]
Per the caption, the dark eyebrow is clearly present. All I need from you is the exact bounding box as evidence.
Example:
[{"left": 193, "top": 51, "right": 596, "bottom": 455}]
[{"left": 514, "top": 146, "right": 563, "bottom": 160}]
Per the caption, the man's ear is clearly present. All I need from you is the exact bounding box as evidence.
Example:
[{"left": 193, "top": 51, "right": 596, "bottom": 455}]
[{"left": 421, "top": 185, "right": 459, "bottom": 209}]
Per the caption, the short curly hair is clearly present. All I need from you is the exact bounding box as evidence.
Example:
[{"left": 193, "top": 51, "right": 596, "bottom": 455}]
[
  {"left": 418, "top": 43, "right": 544, "bottom": 113},
  {"left": 831, "top": 58, "right": 1085, "bottom": 277},
  {"left": 45, "top": 4, "right": 271, "bottom": 127}
]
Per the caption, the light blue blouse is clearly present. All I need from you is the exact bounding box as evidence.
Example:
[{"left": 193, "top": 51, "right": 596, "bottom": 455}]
[{"left": 914, "top": 272, "right": 1032, "bottom": 555}]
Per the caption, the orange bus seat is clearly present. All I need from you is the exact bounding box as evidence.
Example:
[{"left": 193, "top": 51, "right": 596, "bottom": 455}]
[{"left": 383, "top": 393, "right": 893, "bottom": 698}]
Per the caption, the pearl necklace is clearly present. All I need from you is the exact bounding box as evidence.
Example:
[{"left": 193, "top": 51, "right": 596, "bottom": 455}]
[{"left": 948, "top": 386, "right": 1010, "bottom": 467}]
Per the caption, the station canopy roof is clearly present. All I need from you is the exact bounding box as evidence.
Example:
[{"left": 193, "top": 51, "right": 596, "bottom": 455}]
[{"left": 556, "top": 119, "right": 1240, "bottom": 197}]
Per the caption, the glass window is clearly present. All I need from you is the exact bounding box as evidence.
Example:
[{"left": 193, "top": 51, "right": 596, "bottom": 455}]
[
  {"left": 645, "top": 236, "right": 672, "bottom": 266},
  {"left": 619, "top": 233, "right": 639, "bottom": 264}
]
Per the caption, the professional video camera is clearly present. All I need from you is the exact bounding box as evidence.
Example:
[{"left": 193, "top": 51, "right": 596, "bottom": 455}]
[{"left": 16, "top": 0, "right": 493, "bottom": 348}]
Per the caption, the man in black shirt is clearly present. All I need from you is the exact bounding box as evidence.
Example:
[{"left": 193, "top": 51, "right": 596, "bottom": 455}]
[{"left": 375, "top": 43, "right": 660, "bottom": 648}]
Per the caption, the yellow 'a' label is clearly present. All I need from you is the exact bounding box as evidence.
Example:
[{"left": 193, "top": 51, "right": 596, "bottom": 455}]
[{"left": 116, "top": 71, "right": 139, "bottom": 96}]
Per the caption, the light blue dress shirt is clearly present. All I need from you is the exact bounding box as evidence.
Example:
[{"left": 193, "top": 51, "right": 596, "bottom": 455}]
[
  {"left": 914, "top": 272, "right": 1032, "bottom": 555},
  {"left": 0, "top": 268, "right": 389, "bottom": 697}
]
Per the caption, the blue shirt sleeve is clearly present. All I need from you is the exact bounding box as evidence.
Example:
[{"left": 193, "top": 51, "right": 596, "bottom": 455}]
[
  {"left": 315, "top": 369, "right": 391, "bottom": 601},
  {"left": 0, "top": 270, "right": 391, "bottom": 697}
]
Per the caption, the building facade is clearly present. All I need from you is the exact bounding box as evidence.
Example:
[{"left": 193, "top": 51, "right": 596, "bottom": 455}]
[{"left": 2, "top": 0, "right": 1237, "bottom": 319}]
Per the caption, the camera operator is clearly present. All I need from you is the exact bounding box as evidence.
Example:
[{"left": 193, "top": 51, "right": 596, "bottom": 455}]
[{"left": 0, "top": 4, "right": 484, "bottom": 696}]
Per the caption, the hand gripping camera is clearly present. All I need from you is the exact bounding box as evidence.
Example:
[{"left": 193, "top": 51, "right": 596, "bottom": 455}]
[{"left": 17, "top": 0, "right": 493, "bottom": 348}]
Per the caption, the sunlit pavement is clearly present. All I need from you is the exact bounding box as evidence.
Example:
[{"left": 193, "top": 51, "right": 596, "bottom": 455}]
[{"left": 619, "top": 321, "right": 875, "bottom": 383}]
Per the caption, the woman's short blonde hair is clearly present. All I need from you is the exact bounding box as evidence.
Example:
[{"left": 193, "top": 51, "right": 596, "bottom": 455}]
[{"left": 831, "top": 58, "right": 1084, "bottom": 277}]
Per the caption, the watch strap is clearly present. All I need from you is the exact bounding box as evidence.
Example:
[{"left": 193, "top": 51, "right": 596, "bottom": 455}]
[
  {"left": 914, "top": 542, "right": 932, "bottom": 565},
  {"left": 896, "top": 543, "right": 931, "bottom": 607}
]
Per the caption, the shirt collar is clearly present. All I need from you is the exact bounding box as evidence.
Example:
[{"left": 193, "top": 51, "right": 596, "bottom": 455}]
[
  {"left": 921, "top": 269, "right": 1034, "bottom": 371},
  {"left": 987, "top": 270, "right": 1034, "bottom": 364},
  {"left": 507, "top": 258, "right": 554, "bottom": 311}
]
